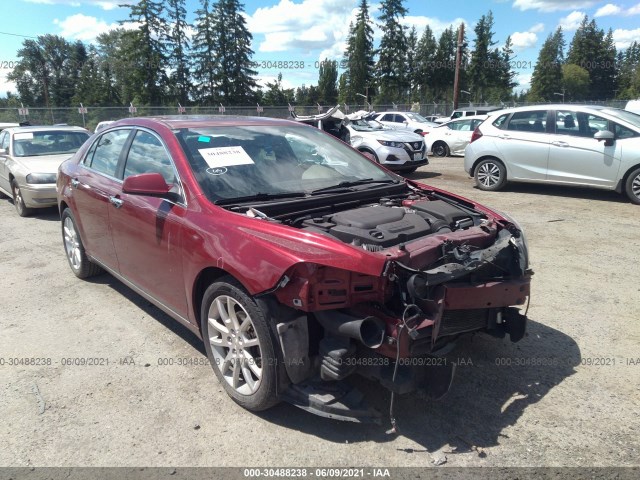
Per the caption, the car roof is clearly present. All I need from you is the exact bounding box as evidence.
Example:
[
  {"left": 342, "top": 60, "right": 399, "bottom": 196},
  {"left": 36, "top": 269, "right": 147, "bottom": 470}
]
[
  {"left": 453, "top": 106, "right": 501, "bottom": 112},
  {"left": 109, "top": 115, "right": 304, "bottom": 130}
]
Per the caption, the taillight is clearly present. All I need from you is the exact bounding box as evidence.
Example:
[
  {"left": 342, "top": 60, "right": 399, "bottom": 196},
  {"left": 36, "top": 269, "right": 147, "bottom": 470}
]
[{"left": 470, "top": 127, "right": 483, "bottom": 143}]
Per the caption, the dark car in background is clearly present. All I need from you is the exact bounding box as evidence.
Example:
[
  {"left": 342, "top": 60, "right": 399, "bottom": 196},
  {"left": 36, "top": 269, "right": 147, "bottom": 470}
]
[{"left": 57, "top": 116, "right": 532, "bottom": 422}]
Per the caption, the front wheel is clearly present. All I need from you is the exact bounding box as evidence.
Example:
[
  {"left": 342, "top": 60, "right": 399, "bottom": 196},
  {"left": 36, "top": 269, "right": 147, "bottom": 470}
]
[
  {"left": 61, "top": 208, "right": 103, "bottom": 278},
  {"left": 432, "top": 141, "right": 450, "bottom": 157},
  {"left": 475, "top": 158, "right": 507, "bottom": 191},
  {"left": 201, "top": 277, "right": 280, "bottom": 411},
  {"left": 624, "top": 167, "right": 640, "bottom": 205},
  {"left": 11, "top": 179, "right": 33, "bottom": 217}
]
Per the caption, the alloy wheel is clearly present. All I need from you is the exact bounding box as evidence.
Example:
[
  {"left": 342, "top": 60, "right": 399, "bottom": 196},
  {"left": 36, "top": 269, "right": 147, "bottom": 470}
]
[
  {"left": 632, "top": 172, "right": 640, "bottom": 200},
  {"left": 207, "top": 295, "right": 262, "bottom": 395},
  {"left": 477, "top": 162, "right": 502, "bottom": 188},
  {"left": 63, "top": 216, "right": 82, "bottom": 271}
]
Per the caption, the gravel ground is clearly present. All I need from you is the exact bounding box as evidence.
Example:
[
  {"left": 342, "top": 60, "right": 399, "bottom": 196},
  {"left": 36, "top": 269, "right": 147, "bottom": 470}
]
[{"left": 0, "top": 156, "right": 639, "bottom": 468}]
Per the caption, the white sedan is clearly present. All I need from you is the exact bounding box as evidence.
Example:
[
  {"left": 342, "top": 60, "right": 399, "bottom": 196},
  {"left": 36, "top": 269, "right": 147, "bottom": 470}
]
[{"left": 426, "top": 116, "right": 486, "bottom": 157}]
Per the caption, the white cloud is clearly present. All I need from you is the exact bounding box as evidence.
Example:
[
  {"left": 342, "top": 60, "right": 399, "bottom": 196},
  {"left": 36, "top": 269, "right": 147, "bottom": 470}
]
[
  {"left": 513, "top": 0, "right": 597, "bottom": 12},
  {"left": 628, "top": 3, "right": 640, "bottom": 15},
  {"left": 612, "top": 28, "right": 640, "bottom": 49},
  {"left": 594, "top": 3, "right": 623, "bottom": 16},
  {"left": 53, "top": 13, "right": 123, "bottom": 42},
  {"left": 246, "top": 0, "right": 358, "bottom": 60},
  {"left": 401, "top": 16, "right": 467, "bottom": 39},
  {"left": 0, "top": 73, "right": 17, "bottom": 96},
  {"left": 558, "top": 11, "right": 586, "bottom": 31},
  {"left": 510, "top": 23, "right": 545, "bottom": 51},
  {"left": 23, "top": 0, "right": 120, "bottom": 9},
  {"left": 515, "top": 73, "right": 532, "bottom": 92}
]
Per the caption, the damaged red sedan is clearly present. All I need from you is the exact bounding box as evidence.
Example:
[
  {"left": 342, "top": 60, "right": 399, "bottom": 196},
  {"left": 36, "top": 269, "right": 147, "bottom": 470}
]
[{"left": 57, "top": 116, "right": 532, "bottom": 423}]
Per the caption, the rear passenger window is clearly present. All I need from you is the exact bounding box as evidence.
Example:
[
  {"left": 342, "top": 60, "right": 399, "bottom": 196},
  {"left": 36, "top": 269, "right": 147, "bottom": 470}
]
[
  {"left": 87, "top": 129, "right": 130, "bottom": 177},
  {"left": 507, "top": 111, "right": 547, "bottom": 133},
  {"left": 123, "top": 130, "right": 176, "bottom": 184},
  {"left": 493, "top": 114, "right": 509, "bottom": 129}
]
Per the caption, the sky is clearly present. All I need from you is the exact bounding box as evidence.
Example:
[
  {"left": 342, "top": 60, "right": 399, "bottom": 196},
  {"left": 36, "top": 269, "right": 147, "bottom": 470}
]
[{"left": 1, "top": 0, "right": 640, "bottom": 100}]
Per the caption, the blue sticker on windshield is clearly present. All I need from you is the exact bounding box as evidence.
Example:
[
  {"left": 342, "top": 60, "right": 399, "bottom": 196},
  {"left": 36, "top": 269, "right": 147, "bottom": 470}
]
[{"left": 198, "top": 136, "right": 211, "bottom": 143}]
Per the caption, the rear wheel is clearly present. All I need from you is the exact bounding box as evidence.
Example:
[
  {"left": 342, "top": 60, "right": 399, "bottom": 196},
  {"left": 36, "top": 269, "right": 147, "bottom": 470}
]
[
  {"left": 61, "top": 208, "right": 103, "bottom": 278},
  {"left": 432, "top": 141, "right": 450, "bottom": 157},
  {"left": 475, "top": 158, "right": 507, "bottom": 191},
  {"left": 11, "top": 179, "right": 33, "bottom": 217},
  {"left": 201, "top": 277, "right": 280, "bottom": 411},
  {"left": 624, "top": 167, "right": 640, "bottom": 205}
]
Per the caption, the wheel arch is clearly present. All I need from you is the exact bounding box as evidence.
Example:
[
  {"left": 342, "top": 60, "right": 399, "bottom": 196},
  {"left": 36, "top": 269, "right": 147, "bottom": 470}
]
[
  {"left": 617, "top": 163, "right": 640, "bottom": 193},
  {"left": 192, "top": 267, "right": 242, "bottom": 333}
]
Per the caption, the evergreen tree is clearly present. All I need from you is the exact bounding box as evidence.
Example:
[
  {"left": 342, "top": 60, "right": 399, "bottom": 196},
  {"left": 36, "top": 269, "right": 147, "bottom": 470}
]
[
  {"left": 567, "top": 16, "right": 617, "bottom": 100},
  {"left": 119, "top": 0, "right": 170, "bottom": 104},
  {"left": 468, "top": 11, "right": 499, "bottom": 103},
  {"left": 318, "top": 59, "right": 338, "bottom": 105},
  {"left": 406, "top": 26, "right": 419, "bottom": 100},
  {"left": 209, "top": 0, "right": 258, "bottom": 104},
  {"left": 337, "top": 72, "right": 349, "bottom": 104},
  {"left": 375, "top": 0, "right": 408, "bottom": 102},
  {"left": 431, "top": 26, "right": 459, "bottom": 102},
  {"left": 166, "top": 0, "right": 191, "bottom": 104},
  {"left": 528, "top": 28, "right": 565, "bottom": 101},
  {"left": 72, "top": 46, "right": 105, "bottom": 106},
  {"left": 415, "top": 25, "right": 437, "bottom": 100},
  {"left": 617, "top": 42, "right": 640, "bottom": 98},
  {"left": 191, "top": 0, "right": 217, "bottom": 103},
  {"left": 343, "top": 0, "right": 375, "bottom": 103},
  {"left": 262, "top": 73, "right": 294, "bottom": 105},
  {"left": 562, "top": 64, "right": 590, "bottom": 100}
]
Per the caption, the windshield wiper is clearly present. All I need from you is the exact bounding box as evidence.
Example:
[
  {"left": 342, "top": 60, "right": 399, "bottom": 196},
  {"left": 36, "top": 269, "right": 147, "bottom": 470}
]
[
  {"left": 214, "top": 191, "right": 308, "bottom": 205},
  {"left": 311, "top": 178, "right": 400, "bottom": 194}
]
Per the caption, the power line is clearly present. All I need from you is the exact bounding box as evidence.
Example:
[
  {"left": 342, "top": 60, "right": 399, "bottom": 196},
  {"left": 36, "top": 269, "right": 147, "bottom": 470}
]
[{"left": 0, "top": 31, "right": 38, "bottom": 39}]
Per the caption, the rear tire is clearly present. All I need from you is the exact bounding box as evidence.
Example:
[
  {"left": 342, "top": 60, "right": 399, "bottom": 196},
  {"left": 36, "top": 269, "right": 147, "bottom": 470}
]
[
  {"left": 11, "top": 179, "right": 33, "bottom": 217},
  {"left": 432, "top": 141, "right": 450, "bottom": 157},
  {"left": 474, "top": 158, "right": 507, "bottom": 191},
  {"left": 624, "top": 167, "right": 640, "bottom": 205},
  {"left": 201, "top": 277, "right": 280, "bottom": 411},
  {"left": 61, "top": 208, "right": 103, "bottom": 278}
]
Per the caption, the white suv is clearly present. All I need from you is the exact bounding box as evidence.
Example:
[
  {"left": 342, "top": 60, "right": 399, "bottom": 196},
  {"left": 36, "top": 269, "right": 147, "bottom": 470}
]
[{"left": 464, "top": 105, "right": 640, "bottom": 205}]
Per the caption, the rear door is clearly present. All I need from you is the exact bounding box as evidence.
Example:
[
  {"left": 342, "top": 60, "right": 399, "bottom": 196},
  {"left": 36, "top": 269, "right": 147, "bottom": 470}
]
[
  {"left": 109, "top": 129, "right": 188, "bottom": 318},
  {"left": 496, "top": 109, "right": 551, "bottom": 181},
  {"left": 71, "top": 128, "right": 132, "bottom": 270},
  {"left": 547, "top": 109, "right": 622, "bottom": 187}
]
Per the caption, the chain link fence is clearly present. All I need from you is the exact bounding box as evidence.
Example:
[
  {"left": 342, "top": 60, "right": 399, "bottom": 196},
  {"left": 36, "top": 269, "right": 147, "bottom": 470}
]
[{"left": 0, "top": 100, "right": 630, "bottom": 130}]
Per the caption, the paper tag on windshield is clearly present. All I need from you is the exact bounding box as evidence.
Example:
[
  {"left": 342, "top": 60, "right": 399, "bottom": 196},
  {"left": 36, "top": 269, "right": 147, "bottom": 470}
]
[
  {"left": 14, "top": 132, "right": 34, "bottom": 140},
  {"left": 198, "top": 146, "right": 254, "bottom": 168}
]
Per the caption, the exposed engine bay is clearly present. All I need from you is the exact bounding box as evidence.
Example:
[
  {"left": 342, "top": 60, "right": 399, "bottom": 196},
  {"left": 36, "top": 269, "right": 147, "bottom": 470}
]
[{"left": 226, "top": 185, "right": 532, "bottom": 424}]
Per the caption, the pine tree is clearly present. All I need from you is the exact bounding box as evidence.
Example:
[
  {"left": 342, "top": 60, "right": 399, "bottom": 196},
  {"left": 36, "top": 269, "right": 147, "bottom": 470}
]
[
  {"left": 406, "top": 26, "right": 419, "bottom": 100},
  {"left": 166, "top": 0, "right": 191, "bottom": 105},
  {"left": 119, "top": 0, "right": 170, "bottom": 104},
  {"left": 375, "top": 0, "right": 408, "bottom": 102},
  {"left": 566, "top": 16, "right": 617, "bottom": 100},
  {"left": 191, "top": 0, "right": 217, "bottom": 103},
  {"left": 318, "top": 59, "right": 338, "bottom": 105},
  {"left": 528, "top": 28, "right": 565, "bottom": 101},
  {"left": 343, "top": 0, "right": 375, "bottom": 103},
  {"left": 209, "top": 0, "right": 258, "bottom": 104},
  {"left": 468, "top": 11, "right": 499, "bottom": 103},
  {"left": 415, "top": 26, "right": 437, "bottom": 100},
  {"left": 431, "top": 26, "right": 458, "bottom": 102}
]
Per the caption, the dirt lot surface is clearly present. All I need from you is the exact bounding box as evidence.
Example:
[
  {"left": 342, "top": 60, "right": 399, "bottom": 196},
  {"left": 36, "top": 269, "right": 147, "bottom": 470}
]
[{"left": 1, "top": 156, "right": 639, "bottom": 468}]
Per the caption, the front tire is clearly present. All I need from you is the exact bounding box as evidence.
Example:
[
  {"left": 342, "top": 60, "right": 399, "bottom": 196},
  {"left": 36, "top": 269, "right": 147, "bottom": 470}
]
[
  {"left": 475, "top": 158, "right": 507, "bottom": 191},
  {"left": 432, "top": 141, "right": 450, "bottom": 157},
  {"left": 201, "top": 277, "right": 280, "bottom": 411},
  {"left": 624, "top": 167, "right": 640, "bottom": 205},
  {"left": 11, "top": 179, "right": 33, "bottom": 217},
  {"left": 61, "top": 208, "right": 103, "bottom": 278}
]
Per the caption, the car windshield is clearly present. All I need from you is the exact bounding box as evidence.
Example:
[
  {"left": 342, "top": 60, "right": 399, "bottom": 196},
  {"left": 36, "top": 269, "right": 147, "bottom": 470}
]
[
  {"left": 601, "top": 108, "right": 640, "bottom": 129},
  {"left": 13, "top": 131, "right": 90, "bottom": 157},
  {"left": 349, "top": 118, "right": 387, "bottom": 131},
  {"left": 405, "top": 112, "right": 429, "bottom": 123},
  {"left": 175, "top": 125, "right": 396, "bottom": 202}
]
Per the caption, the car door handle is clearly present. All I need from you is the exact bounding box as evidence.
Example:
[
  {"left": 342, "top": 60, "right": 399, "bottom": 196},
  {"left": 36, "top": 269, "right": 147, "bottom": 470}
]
[
  {"left": 109, "top": 196, "right": 124, "bottom": 208},
  {"left": 552, "top": 141, "right": 569, "bottom": 147},
  {"left": 498, "top": 135, "right": 511, "bottom": 140},
  {"left": 71, "top": 178, "right": 80, "bottom": 188}
]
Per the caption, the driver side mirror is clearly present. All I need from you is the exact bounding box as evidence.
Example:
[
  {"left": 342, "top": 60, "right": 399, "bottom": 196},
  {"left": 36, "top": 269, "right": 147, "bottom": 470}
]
[
  {"left": 122, "top": 172, "right": 177, "bottom": 200},
  {"left": 594, "top": 130, "right": 615, "bottom": 147},
  {"left": 0, "top": 147, "right": 7, "bottom": 156}
]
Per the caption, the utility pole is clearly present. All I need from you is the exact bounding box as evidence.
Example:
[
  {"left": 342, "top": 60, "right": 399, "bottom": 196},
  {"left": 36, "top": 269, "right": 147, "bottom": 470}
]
[{"left": 453, "top": 23, "right": 465, "bottom": 111}]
